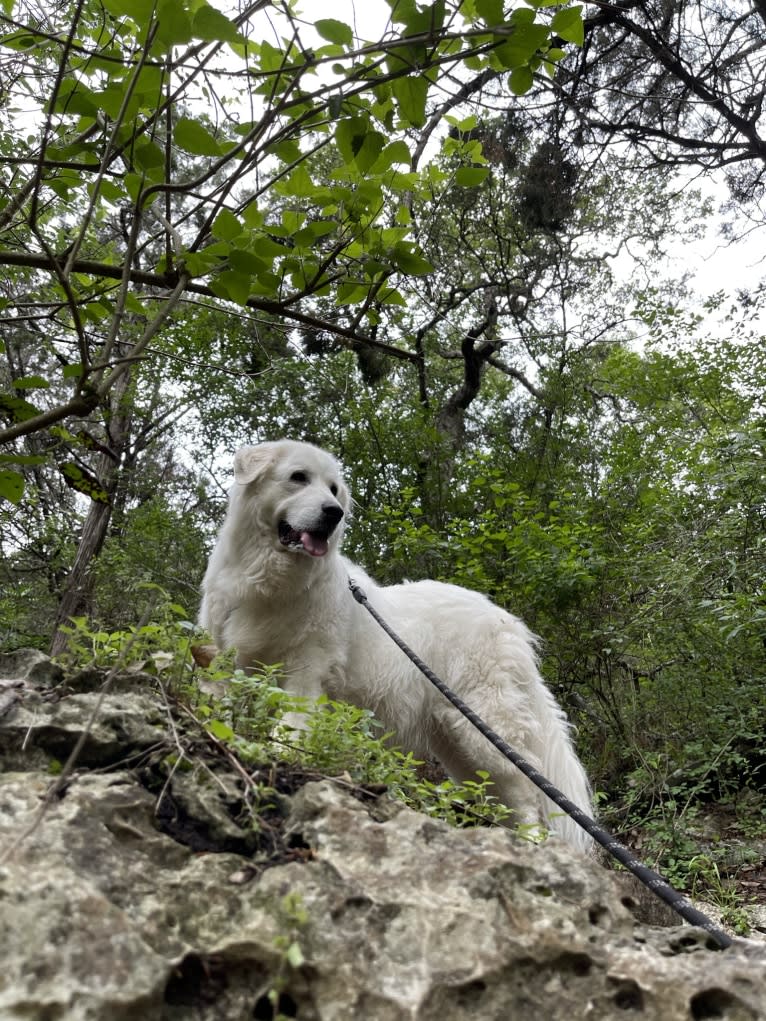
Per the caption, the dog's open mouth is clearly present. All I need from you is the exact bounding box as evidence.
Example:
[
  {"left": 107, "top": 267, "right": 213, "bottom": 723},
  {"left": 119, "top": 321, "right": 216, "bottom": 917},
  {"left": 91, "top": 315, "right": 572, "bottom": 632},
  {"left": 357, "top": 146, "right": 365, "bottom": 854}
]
[{"left": 278, "top": 520, "right": 330, "bottom": 557}]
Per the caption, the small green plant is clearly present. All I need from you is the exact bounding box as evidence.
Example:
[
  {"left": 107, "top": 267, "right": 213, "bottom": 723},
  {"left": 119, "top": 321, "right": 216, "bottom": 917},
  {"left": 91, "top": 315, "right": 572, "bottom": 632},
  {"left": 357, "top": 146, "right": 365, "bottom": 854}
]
[
  {"left": 687, "top": 854, "right": 754, "bottom": 937},
  {"left": 265, "top": 892, "right": 309, "bottom": 1020},
  {"left": 603, "top": 744, "right": 763, "bottom": 937},
  {"left": 414, "top": 772, "right": 516, "bottom": 830},
  {"left": 283, "top": 697, "right": 402, "bottom": 780},
  {"left": 55, "top": 586, "right": 197, "bottom": 682},
  {"left": 198, "top": 664, "right": 306, "bottom": 759}
]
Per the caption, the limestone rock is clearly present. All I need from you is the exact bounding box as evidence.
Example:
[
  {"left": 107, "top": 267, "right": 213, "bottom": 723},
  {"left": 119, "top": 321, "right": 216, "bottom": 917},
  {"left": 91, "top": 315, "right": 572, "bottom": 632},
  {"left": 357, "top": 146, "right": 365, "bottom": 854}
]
[
  {"left": 0, "top": 647, "right": 63, "bottom": 686},
  {"left": 0, "top": 676, "right": 764, "bottom": 1020},
  {"left": 0, "top": 688, "right": 170, "bottom": 771}
]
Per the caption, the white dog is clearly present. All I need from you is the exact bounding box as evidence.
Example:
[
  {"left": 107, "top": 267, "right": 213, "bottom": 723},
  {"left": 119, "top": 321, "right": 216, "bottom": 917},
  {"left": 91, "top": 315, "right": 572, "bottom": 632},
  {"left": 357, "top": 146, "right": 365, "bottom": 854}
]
[{"left": 199, "top": 440, "right": 594, "bottom": 852}]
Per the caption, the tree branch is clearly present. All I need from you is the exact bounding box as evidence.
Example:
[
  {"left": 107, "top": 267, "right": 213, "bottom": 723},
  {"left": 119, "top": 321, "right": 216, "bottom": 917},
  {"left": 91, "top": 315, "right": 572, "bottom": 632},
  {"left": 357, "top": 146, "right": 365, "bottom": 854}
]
[
  {"left": 585, "top": 1, "right": 766, "bottom": 162},
  {"left": 0, "top": 250, "right": 417, "bottom": 365}
]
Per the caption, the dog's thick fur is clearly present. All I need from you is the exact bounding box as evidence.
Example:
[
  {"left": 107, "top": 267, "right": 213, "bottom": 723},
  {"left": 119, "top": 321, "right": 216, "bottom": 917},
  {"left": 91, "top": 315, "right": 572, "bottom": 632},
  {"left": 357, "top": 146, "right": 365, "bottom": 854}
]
[{"left": 200, "top": 439, "right": 594, "bottom": 853}]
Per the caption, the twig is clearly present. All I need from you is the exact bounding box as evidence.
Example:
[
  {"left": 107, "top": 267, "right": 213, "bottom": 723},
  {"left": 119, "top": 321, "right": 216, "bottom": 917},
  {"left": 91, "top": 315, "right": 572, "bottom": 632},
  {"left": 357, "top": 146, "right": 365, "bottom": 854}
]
[{"left": 173, "top": 699, "right": 262, "bottom": 792}]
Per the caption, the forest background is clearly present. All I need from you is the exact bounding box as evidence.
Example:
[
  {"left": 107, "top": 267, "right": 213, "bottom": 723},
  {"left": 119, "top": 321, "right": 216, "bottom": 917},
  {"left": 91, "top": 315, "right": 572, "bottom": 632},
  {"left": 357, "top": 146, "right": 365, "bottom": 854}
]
[{"left": 1, "top": 0, "right": 765, "bottom": 911}]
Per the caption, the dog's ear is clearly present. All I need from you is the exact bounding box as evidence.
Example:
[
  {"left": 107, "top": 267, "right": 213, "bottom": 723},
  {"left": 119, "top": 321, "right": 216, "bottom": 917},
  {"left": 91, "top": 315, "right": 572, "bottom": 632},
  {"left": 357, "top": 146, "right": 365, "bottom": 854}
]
[{"left": 233, "top": 445, "right": 274, "bottom": 485}]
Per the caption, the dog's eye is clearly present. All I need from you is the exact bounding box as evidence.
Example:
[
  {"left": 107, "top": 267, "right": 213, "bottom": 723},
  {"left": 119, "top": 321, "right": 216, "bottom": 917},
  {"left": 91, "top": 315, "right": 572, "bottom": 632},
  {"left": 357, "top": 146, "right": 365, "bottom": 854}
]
[
  {"left": 330, "top": 483, "right": 338, "bottom": 496},
  {"left": 290, "top": 471, "right": 309, "bottom": 484}
]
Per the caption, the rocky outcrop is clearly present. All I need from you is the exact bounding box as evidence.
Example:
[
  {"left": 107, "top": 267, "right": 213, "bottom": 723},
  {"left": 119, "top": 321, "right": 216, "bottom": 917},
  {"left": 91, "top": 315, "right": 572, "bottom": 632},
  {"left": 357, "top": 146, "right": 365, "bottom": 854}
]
[{"left": 1, "top": 657, "right": 765, "bottom": 1020}]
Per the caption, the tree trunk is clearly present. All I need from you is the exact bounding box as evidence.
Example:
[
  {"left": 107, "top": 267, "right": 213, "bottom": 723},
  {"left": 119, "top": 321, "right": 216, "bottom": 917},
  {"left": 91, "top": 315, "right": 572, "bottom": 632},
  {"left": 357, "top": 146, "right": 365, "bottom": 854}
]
[
  {"left": 50, "top": 498, "right": 113, "bottom": 655},
  {"left": 50, "top": 371, "right": 133, "bottom": 655}
]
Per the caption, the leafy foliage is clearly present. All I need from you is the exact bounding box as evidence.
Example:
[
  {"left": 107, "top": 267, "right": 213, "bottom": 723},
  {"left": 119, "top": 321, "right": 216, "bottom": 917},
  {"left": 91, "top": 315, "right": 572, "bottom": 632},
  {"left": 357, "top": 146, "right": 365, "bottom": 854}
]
[
  {"left": 55, "top": 609, "right": 530, "bottom": 832},
  {"left": 0, "top": 0, "right": 580, "bottom": 462}
]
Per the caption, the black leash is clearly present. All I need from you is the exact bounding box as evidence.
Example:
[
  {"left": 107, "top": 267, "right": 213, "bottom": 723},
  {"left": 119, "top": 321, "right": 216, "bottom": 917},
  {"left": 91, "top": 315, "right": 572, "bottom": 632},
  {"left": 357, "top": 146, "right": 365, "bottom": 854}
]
[{"left": 348, "top": 577, "right": 733, "bottom": 950}]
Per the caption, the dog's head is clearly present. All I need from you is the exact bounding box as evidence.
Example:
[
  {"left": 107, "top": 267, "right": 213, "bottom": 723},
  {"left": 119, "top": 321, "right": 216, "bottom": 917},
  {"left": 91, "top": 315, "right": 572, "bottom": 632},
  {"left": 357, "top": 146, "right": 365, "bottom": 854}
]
[{"left": 231, "top": 440, "right": 350, "bottom": 559}]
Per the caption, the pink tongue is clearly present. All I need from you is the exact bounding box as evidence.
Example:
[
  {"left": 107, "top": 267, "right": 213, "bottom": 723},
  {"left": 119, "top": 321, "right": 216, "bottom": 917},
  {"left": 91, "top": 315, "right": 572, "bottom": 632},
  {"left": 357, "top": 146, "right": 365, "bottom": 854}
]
[{"left": 300, "top": 531, "right": 328, "bottom": 557}]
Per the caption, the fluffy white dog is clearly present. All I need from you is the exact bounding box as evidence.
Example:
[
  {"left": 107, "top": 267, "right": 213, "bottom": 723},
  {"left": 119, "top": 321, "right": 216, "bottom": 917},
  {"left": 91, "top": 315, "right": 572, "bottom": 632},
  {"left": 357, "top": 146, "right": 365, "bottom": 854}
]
[{"left": 200, "top": 439, "right": 594, "bottom": 852}]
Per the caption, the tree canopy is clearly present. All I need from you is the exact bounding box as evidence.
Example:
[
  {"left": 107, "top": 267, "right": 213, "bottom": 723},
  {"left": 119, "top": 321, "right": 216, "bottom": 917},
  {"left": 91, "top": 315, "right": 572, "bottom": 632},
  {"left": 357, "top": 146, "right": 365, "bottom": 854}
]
[{"left": 0, "top": 0, "right": 584, "bottom": 459}]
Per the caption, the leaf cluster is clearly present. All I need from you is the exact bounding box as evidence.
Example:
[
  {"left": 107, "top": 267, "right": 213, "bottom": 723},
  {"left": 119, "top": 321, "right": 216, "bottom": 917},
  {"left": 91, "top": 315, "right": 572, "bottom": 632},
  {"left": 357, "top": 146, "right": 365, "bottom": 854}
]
[{"left": 0, "top": 0, "right": 585, "bottom": 486}]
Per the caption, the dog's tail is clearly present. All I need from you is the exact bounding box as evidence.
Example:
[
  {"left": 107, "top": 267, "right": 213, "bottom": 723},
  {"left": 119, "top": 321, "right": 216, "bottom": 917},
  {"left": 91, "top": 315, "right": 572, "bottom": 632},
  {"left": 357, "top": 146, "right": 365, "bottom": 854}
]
[
  {"left": 494, "top": 615, "right": 595, "bottom": 853},
  {"left": 482, "top": 613, "right": 596, "bottom": 854},
  {"left": 538, "top": 698, "right": 595, "bottom": 854}
]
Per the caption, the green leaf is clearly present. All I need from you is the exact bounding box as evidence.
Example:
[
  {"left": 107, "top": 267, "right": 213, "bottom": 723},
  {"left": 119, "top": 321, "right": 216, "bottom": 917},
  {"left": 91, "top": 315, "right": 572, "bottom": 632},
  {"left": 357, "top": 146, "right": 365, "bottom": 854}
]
[
  {"left": 0, "top": 453, "right": 45, "bottom": 465},
  {"left": 509, "top": 66, "right": 534, "bottom": 95},
  {"left": 192, "top": 4, "right": 242, "bottom": 43},
  {"left": 211, "top": 209, "right": 243, "bottom": 242},
  {"left": 133, "top": 139, "right": 165, "bottom": 172},
  {"left": 510, "top": 6, "right": 536, "bottom": 25},
  {"left": 268, "top": 138, "right": 302, "bottom": 164},
  {"left": 314, "top": 18, "right": 353, "bottom": 46},
  {"left": 373, "top": 140, "right": 411, "bottom": 172},
  {"left": 48, "top": 171, "right": 84, "bottom": 199},
  {"left": 391, "top": 0, "right": 445, "bottom": 34},
  {"left": 249, "top": 234, "right": 291, "bottom": 258},
  {"left": 0, "top": 469, "right": 24, "bottom": 504},
  {"left": 391, "top": 76, "right": 428, "bottom": 128},
  {"left": 183, "top": 247, "right": 222, "bottom": 276},
  {"left": 175, "top": 117, "right": 224, "bottom": 157},
  {"left": 133, "top": 64, "right": 164, "bottom": 103},
  {"left": 475, "top": 0, "right": 503, "bottom": 26},
  {"left": 452, "top": 113, "right": 478, "bottom": 133},
  {"left": 455, "top": 166, "right": 490, "bottom": 187},
  {"left": 59, "top": 462, "right": 110, "bottom": 503},
  {"left": 124, "top": 173, "right": 147, "bottom": 204},
  {"left": 277, "top": 164, "right": 314, "bottom": 198},
  {"left": 0, "top": 30, "right": 39, "bottom": 50},
  {"left": 391, "top": 242, "right": 433, "bottom": 276},
  {"left": 229, "top": 248, "right": 268, "bottom": 275},
  {"left": 285, "top": 941, "right": 305, "bottom": 968},
  {"left": 293, "top": 221, "right": 336, "bottom": 247},
  {"left": 379, "top": 286, "right": 407, "bottom": 306},
  {"left": 551, "top": 6, "right": 584, "bottom": 46},
  {"left": 93, "top": 179, "right": 124, "bottom": 203},
  {"left": 0, "top": 393, "right": 40, "bottom": 422},
  {"left": 124, "top": 292, "right": 147, "bottom": 315},
  {"left": 101, "top": 81, "right": 143, "bottom": 121},
  {"left": 493, "top": 22, "right": 550, "bottom": 68},
  {"left": 257, "top": 39, "right": 287, "bottom": 73},
  {"left": 82, "top": 301, "right": 111, "bottom": 323},
  {"left": 242, "top": 202, "right": 264, "bottom": 228},
  {"left": 101, "top": 0, "right": 156, "bottom": 23},
  {"left": 51, "top": 80, "right": 99, "bottom": 117},
  {"left": 210, "top": 270, "right": 252, "bottom": 305},
  {"left": 336, "top": 281, "right": 370, "bottom": 305},
  {"left": 155, "top": 0, "right": 194, "bottom": 47},
  {"left": 335, "top": 116, "right": 369, "bottom": 165},
  {"left": 208, "top": 719, "right": 235, "bottom": 742},
  {"left": 11, "top": 375, "right": 50, "bottom": 389},
  {"left": 353, "top": 130, "right": 385, "bottom": 173}
]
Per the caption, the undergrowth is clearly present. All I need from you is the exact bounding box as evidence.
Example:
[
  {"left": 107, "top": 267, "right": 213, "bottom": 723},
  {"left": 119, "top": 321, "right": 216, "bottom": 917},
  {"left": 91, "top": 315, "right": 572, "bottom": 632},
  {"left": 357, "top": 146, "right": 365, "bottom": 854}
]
[
  {"left": 54, "top": 602, "right": 765, "bottom": 930},
  {"left": 599, "top": 744, "right": 765, "bottom": 935},
  {"left": 55, "top": 603, "right": 521, "bottom": 833}
]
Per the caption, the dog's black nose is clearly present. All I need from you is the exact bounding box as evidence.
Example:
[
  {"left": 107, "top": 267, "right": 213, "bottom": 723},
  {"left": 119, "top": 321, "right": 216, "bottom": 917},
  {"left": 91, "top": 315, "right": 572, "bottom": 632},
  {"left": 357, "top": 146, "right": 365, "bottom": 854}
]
[{"left": 322, "top": 503, "right": 344, "bottom": 527}]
